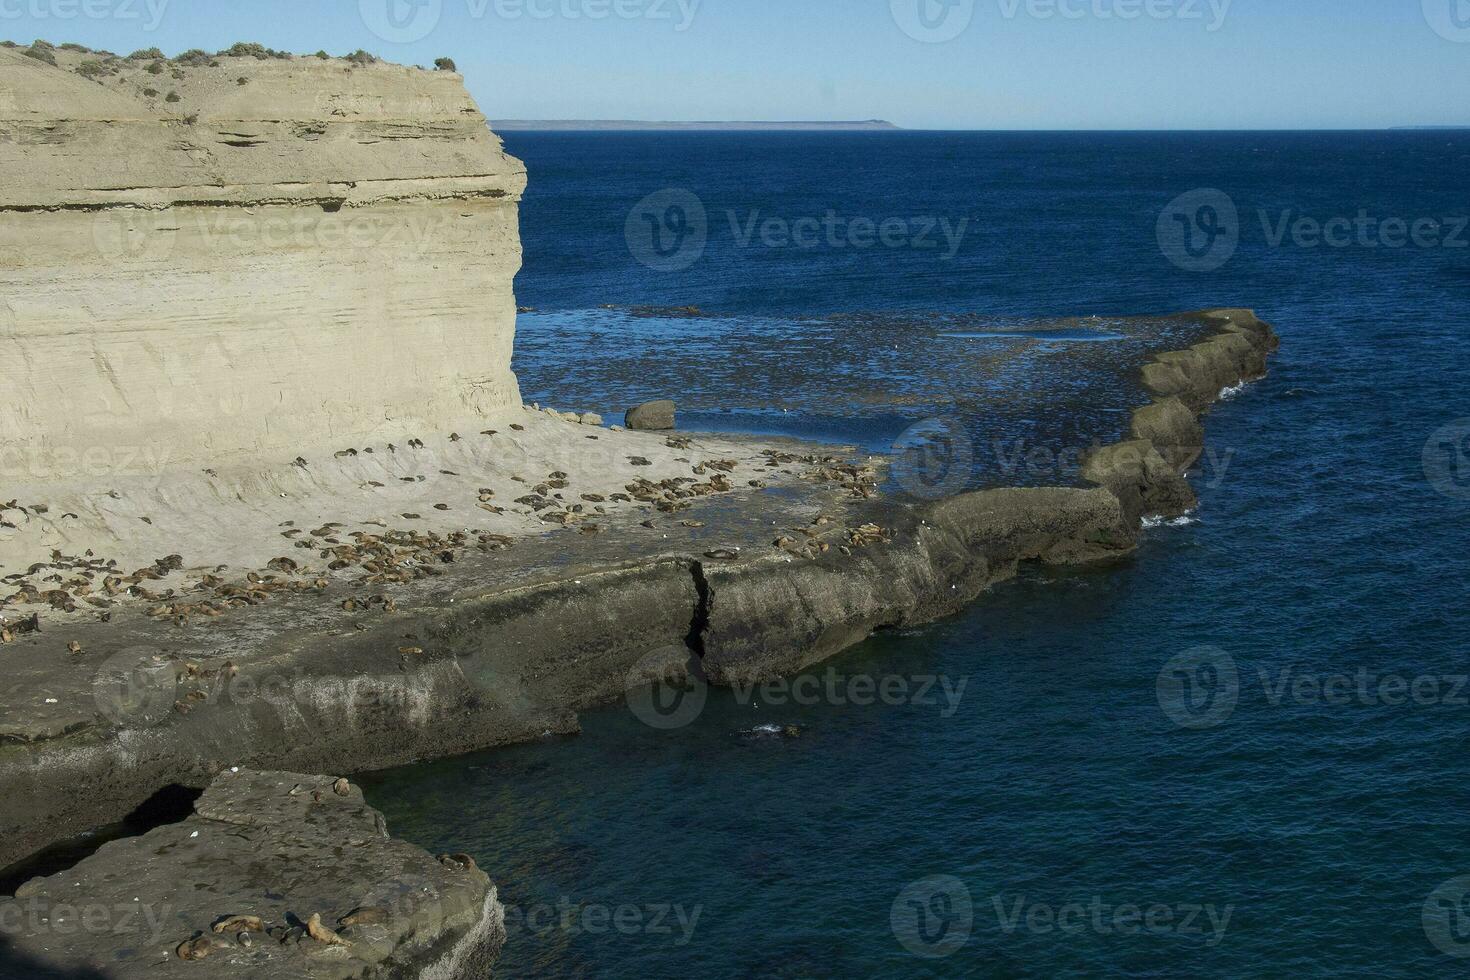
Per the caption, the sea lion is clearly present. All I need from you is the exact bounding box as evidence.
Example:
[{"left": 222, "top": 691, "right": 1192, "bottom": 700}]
[
  {"left": 306, "top": 913, "right": 350, "bottom": 947},
  {"left": 212, "top": 915, "right": 265, "bottom": 934},
  {"left": 339, "top": 907, "right": 388, "bottom": 927},
  {"left": 176, "top": 936, "right": 214, "bottom": 960},
  {"left": 438, "top": 852, "right": 479, "bottom": 873}
]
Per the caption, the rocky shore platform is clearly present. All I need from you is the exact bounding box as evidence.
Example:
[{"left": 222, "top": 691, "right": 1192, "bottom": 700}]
[
  {"left": 0, "top": 768, "right": 502, "bottom": 978},
  {"left": 0, "top": 309, "right": 1277, "bottom": 977}
]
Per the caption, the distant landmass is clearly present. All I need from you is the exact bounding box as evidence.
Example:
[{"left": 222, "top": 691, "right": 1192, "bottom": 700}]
[{"left": 490, "top": 119, "right": 901, "bottom": 132}]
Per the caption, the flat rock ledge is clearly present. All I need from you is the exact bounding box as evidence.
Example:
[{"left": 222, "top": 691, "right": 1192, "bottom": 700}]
[
  {"left": 0, "top": 310, "right": 1277, "bottom": 887},
  {"left": 0, "top": 768, "right": 503, "bottom": 979}
]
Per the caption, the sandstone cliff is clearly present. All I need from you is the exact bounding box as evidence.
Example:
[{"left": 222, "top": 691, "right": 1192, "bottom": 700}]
[{"left": 0, "top": 45, "right": 526, "bottom": 467}]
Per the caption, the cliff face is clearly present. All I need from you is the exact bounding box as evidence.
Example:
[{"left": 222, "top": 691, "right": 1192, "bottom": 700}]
[{"left": 0, "top": 48, "right": 526, "bottom": 468}]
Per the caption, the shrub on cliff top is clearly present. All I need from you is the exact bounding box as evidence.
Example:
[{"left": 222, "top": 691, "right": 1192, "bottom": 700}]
[
  {"left": 434, "top": 57, "right": 457, "bottom": 72},
  {"left": 126, "top": 46, "right": 164, "bottom": 61},
  {"left": 174, "top": 48, "right": 212, "bottom": 66},
  {"left": 59, "top": 42, "right": 92, "bottom": 52},
  {"left": 23, "top": 43, "right": 56, "bottom": 66},
  {"left": 75, "top": 59, "right": 107, "bottom": 79},
  {"left": 218, "top": 42, "right": 292, "bottom": 60},
  {"left": 145, "top": 60, "right": 164, "bottom": 74},
  {"left": 314, "top": 50, "right": 329, "bottom": 59},
  {"left": 346, "top": 49, "right": 377, "bottom": 65},
  {"left": 1, "top": 41, "right": 17, "bottom": 49}
]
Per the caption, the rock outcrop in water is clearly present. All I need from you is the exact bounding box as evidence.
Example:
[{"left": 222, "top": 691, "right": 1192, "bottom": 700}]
[
  {"left": 0, "top": 46, "right": 525, "bottom": 466},
  {"left": 0, "top": 769, "right": 504, "bottom": 978}
]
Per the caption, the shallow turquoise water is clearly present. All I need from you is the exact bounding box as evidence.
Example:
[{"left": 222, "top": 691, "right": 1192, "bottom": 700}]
[{"left": 359, "top": 132, "right": 1470, "bottom": 977}]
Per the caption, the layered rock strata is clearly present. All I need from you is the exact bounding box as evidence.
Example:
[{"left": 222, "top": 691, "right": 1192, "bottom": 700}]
[{"left": 0, "top": 47, "right": 525, "bottom": 467}]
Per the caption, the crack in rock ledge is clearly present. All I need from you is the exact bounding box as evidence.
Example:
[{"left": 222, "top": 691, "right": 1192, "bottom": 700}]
[{"left": 0, "top": 309, "right": 1277, "bottom": 978}]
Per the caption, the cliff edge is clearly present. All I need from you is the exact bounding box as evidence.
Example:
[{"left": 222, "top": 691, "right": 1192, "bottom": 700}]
[{"left": 0, "top": 45, "right": 526, "bottom": 466}]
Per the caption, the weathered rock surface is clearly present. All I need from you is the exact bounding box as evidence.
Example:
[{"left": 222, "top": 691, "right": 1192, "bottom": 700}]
[
  {"left": 624, "top": 400, "right": 677, "bottom": 431},
  {"left": 0, "top": 769, "right": 503, "bottom": 978},
  {"left": 0, "top": 47, "right": 525, "bottom": 466}
]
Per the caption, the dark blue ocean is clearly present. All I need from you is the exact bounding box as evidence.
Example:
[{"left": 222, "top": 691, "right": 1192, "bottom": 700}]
[{"left": 359, "top": 132, "right": 1470, "bottom": 977}]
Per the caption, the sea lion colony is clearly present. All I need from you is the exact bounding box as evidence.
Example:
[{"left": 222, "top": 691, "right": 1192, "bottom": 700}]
[{"left": 0, "top": 421, "right": 886, "bottom": 652}]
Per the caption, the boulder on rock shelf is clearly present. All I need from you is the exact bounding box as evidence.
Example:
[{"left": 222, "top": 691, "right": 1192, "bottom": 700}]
[{"left": 625, "top": 400, "right": 676, "bottom": 431}]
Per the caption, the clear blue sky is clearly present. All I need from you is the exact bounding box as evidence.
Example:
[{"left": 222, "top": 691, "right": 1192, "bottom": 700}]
[{"left": 4, "top": 0, "right": 1467, "bottom": 128}]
